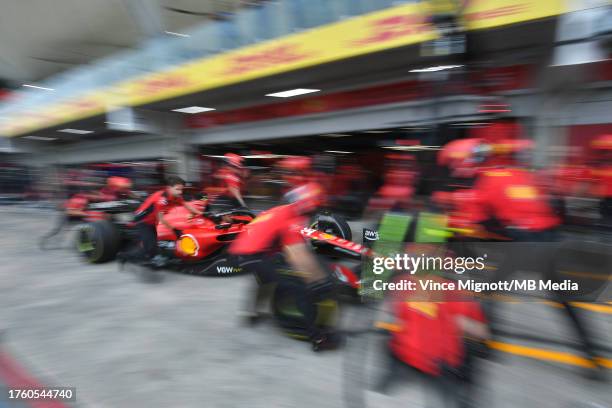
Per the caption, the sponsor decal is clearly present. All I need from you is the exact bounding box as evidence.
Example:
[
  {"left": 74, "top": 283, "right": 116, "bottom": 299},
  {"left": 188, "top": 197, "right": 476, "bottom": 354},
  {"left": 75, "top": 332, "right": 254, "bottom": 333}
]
[
  {"left": 216, "top": 266, "right": 242, "bottom": 274},
  {"left": 464, "top": 4, "right": 528, "bottom": 22},
  {"left": 134, "top": 74, "right": 191, "bottom": 95},
  {"left": 352, "top": 14, "right": 431, "bottom": 46},
  {"left": 222, "top": 44, "right": 314, "bottom": 76},
  {"left": 300, "top": 227, "right": 317, "bottom": 237},
  {"left": 363, "top": 229, "right": 380, "bottom": 241},
  {"left": 506, "top": 185, "right": 537, "bottom": 199}
]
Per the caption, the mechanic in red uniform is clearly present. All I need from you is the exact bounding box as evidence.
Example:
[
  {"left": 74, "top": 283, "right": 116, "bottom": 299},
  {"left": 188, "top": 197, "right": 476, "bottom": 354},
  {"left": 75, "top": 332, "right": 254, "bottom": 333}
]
[
  {"left": 379, "top": 273, "right": 489, "bottom": 406},
  {"left": 97, "top": 176, "right": 134, "bottom": 201},
  {"left": 367, "top": 154, "right": 418, "bottom": 213},
  {"left": 124, "top": 176, "right": 202, "bottom": 264},
  {"left": 212, "top": 153, "right": 247, "bottom": 209},
  {"left": 229, "top": 182, "right": 340, "bottom": 350},
  {"left": 277, "top": 156, "right": 313, "bottom": 191},
  {"left": 64, "top": 176, "right": 133, "bottom": 217},
  {"left": 587, "top": 134, "right": 612, "bottom": 227},
  {"left": 438, "top": 138, "right": 604, "bottom": 377}
]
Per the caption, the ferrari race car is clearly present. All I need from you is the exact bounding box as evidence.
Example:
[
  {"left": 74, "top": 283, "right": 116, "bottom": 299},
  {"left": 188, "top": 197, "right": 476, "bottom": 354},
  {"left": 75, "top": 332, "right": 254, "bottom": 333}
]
[{"left": 74, "top": 198, "right": 362, "bottom": 278}]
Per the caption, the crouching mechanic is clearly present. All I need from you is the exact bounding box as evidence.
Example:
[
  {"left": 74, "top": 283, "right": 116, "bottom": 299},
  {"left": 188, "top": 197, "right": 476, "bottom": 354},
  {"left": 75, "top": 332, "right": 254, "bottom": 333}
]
[
  {"left": 121, "top": 176, "right": 202, "bottom": 266},
  {"left": 228, "top": 182, "right": 341, "bottom": 350}
]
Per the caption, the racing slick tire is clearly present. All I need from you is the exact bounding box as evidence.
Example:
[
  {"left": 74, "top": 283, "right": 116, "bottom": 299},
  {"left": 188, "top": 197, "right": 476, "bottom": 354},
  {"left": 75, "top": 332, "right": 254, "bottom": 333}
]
[
  {"left": 272, "top": 277, "right": 338, "bottom": 340},
  {"left": 76, "top": 220, "right": 120, "bottom": 263},
  {"left": 310, "top": 212, "right": 352, "bottom": 241}
]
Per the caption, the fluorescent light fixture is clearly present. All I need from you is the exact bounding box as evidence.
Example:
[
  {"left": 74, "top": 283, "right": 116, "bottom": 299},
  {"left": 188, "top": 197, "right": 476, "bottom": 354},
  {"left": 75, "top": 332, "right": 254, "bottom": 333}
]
[
  {"left": 172, "top": 106, "right": 216, "bottom": 114},
  {"left": 383, "top": 145, "right": 440, "bottom": 151},
  {"left": 22, "top": 84, "right": 54, "bottom": 91},
  {"left": 105, "top": 121, "right": 132, "bottom": 126},
  {"left": 409, "top": 65, "right": 463, "bottom": 73},
  {"left": 266, "top": 88, "right": 320, "bottom": 98},
  {"left": 23, "top": 135, "right": 57, "bottom": 141},
  {"left": 165, "top": 31, "right": 190, "bottom": 38},
  {"left": 364, "top": 130, "right": 391, "bottom": 134},
  {"left": 242, "top": 154, "right": 291, "bottom": 159},
  {"left": 58, "top": 128, "right": 93, "bottom": 134},
  {"left": 325, "top": 150, "right": 353, "bottom": 154},
  {"left": 322, "top": 133, "right": 351, "bottom": 138}
]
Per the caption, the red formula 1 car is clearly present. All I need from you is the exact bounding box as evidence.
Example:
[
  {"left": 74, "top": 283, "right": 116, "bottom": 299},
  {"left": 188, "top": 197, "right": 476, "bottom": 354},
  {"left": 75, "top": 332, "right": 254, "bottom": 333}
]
[{"left": 75, "top": 198, "right": 363, "bottom": 281}]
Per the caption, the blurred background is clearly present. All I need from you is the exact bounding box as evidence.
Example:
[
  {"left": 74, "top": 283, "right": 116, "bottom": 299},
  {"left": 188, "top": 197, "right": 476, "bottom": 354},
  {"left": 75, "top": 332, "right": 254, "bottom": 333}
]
[
  {"left": 0, "top": 0, "right": 611, "bottom": 407},
  {"left": 0, "top": 0, "right": 611, "bottom": 215}
]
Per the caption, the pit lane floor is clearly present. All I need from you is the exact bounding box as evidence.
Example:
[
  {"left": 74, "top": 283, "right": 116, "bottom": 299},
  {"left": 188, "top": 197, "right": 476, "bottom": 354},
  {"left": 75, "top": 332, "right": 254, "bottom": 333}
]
[{"left": 0, "top": 207, "right": 610, "bottom": 408}]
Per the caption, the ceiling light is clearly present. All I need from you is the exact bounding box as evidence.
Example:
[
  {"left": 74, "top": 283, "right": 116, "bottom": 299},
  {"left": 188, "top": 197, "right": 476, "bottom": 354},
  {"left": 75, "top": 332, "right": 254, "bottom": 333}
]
[
  {"left": 23, "top": 135, "right": 57, "bottom": 141},
  {"left": 105, "top": 121, "right": 132, "bottom": 126},
  {"left": 383, "top": 145, "right": 440, "bottom": 151},
  {"left": 242, "top": 154, "right": 291, "bottom": 159},
  {"left": 325, "top": 150, "right": 353, "bottom": 154},
  {"left": 409, "top": 65, "right": 463, "bottom": 73},
  {"left": 322, "top": 133, "right": 351, "bottom": 137},
  {"left": 58, "top": 128, "right": 93, "bottom": 134},
  {"left": 265, "top": 88, "right": 320, "bottom": 98},
  {"left": 165, "top": 31, "right": 190, "bottom": 38},
  {"left": 364, "top": 130, "right": 391, "bottom": 134},
  {"left": 172, "top": 106, "right": 216, "bottom": 114},
  {"left": 22, "top": 84, "right": 54, "bottom": 91}
]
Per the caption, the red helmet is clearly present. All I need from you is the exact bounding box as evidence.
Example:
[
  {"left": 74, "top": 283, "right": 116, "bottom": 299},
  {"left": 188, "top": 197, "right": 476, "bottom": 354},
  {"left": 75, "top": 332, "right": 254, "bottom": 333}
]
[
  {"left": 283, "top": 182, "right": 323, "bottom": 214},
  {"left": 438, "top": 138, "right": 488, "bottom": 166},
  {"left": 224, "top": 153, "right": 244, "bottom": 168},
  {"left": 438, "top": 138, "right": 490, "bottom": 177},
  {"left": 106, "top": 176, "right": 132, "bottom": 192}
]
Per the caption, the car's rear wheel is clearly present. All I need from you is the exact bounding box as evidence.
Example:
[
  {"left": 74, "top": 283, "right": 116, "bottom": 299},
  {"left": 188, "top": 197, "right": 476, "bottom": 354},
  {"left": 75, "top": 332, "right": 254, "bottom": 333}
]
[
  {"left": 76, "top": 220, "right": 120, "bottom": 263},
  {"left": 310, "top": 212, "right": 352, "bottom": 241}
]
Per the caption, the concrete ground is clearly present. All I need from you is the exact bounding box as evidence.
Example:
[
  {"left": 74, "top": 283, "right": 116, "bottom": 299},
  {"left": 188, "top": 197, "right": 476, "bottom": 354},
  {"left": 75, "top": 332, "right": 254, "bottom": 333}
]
[{"left": 0, "top": 206, "right": 610, "bottom": 408}]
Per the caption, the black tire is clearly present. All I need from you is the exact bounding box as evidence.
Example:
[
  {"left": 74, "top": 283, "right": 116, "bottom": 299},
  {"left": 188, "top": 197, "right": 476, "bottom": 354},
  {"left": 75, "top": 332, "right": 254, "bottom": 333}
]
[
  {"left": 76, "top": 220, "right": 120, "bottom": 263},
  {"left": 310, "top": 212, "right": 352, "bottom": 241},
  {"left": 272, "top": 277, "right": 338, "bottom": 339}
]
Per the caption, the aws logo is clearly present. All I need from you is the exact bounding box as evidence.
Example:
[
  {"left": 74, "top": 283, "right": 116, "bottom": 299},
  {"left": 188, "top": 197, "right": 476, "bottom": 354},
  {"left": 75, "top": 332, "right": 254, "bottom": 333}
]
[{"left": 364, "top": 229, "right": 380, "bottom": 241}]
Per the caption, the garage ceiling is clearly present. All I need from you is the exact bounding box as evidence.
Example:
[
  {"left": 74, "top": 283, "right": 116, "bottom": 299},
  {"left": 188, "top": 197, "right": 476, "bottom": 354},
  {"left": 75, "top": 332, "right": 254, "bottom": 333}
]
[{"left": 0, "top": 0, "right": 255, "bottom": 83}]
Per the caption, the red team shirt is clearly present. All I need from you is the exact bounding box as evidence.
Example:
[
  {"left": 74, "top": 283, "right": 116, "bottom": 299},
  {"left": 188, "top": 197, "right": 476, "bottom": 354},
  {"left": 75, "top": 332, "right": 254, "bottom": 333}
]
[
  {"left": 390, "top": 299, "right": 486, "bottom": 375},
  {"left": 217, "top": 167, "right": 242, "bottom": 195},
  {"left": 134, "top": 190, "right": 184, "bottom": 225},
  {"left": 466, "top": 168, "right": 559, "bottom": 231},
  {"left": 229, "top": 204, "right": 305, "bottom": 255}
]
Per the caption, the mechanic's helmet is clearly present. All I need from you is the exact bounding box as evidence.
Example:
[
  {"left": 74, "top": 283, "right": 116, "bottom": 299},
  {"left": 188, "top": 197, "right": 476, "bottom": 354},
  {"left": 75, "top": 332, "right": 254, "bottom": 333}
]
[
  {"left": 438, "top": 138, "right": 490, "bottom": 177},
  {"left": 277, "top": 156, "right": 313, "bottom": 187},
  {"left": 224, "top": 153, "right": 244, "bottom": 169},
  {"left": 283, "top": 182, "right": 323, "bottom": 215},
  {"left": 106, "top": 176, "right": 132, "bottom": 192}
]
